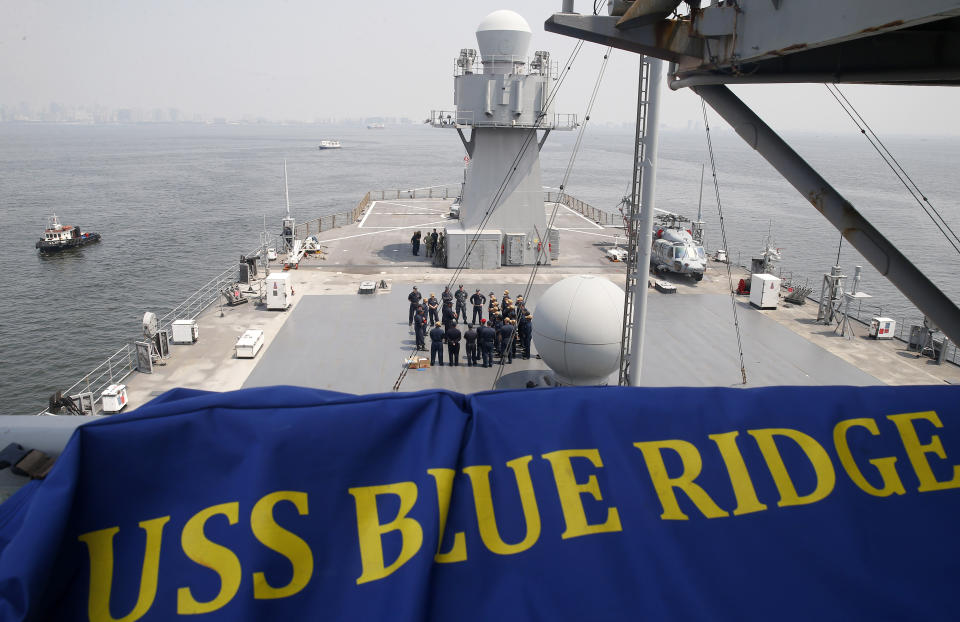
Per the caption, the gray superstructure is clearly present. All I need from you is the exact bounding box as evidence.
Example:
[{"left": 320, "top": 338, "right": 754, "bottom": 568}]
[{"left": 432, "top": 11, "right": 576, "bottom": 268}]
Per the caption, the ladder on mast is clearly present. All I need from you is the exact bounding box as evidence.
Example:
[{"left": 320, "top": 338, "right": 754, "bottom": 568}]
[{"left": 618, "top": 58, "right": 651, "bottom": 386}]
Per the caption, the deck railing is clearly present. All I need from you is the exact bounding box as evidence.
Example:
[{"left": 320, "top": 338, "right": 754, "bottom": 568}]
[
  {"left": 40, "top": 242, "right": 271, "bottom": 416},
  {"left": 295, "top": 192, "right": 371, "bottom": 239},
  {"left": 544, "top": 191, "right": 620, "bottom": 226},
  {"left": 762, "top": 267, "right": 959, "bottom": 367},
  {"left": 367, "top": 185, "right": 462, "bottom": 201}
]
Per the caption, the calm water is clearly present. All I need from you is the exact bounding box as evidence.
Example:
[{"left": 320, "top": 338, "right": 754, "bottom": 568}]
[{"left": 1, "top": 123, "right": 958, "bottom": 414}]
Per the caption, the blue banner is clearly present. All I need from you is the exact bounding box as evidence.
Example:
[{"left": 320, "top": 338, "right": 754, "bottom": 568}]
[{"left": 1, "top": 385, "right": 959, "bottom": 621}]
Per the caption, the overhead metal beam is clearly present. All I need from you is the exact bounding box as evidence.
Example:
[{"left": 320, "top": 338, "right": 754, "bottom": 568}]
[
  {"left": 693, "top": 84, "right": 960, "bottom": 346},
  {"left": 546, "top": 2, "right": 960, "bottom": 85},
  {"left": 682, "top": 0, "right": 960, "bottom": 73},
  {"left": 544, "top": 13, "right": 701, "bottom": 62}
]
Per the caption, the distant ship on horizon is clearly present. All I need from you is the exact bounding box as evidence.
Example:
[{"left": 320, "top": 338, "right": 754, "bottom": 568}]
[{"left": 367, "top": 122, "right": 385, "bottom": 129}]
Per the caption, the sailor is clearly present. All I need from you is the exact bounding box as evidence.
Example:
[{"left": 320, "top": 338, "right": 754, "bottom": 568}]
[
  {"left": 518, "top": 313, "right": 533, "bottom": 359},
  {"left": 414, "top": 308, "right": 427, "bottom": 351},
  {"left": 446, "top": 323, "right": 461, "bottom": 366},
  {"left": 491, "top": 311, "right": 503, "bottom": 356},
  {"left": 454, "top": 285, "right": 468, "bottom": 323},
  {"left": 425, "top": 232, "right": 435, "bottom": 258},
  {"left": 498, "top": 318, "right": 516, "bottom": 363},
  {"left": 441, "top": 286, "right": 454, "bottom": 307},
  {"left": 504, "top": 304, "right": 517, "bottom": 322},
  {"left": 441, "top": 300, "right": 457, "bottom": 330},
  {"left": 411, "top": 230, "right": 421, "bottom": 256},
  {"left": 470, "top": 289, "right": 486, "bottom": 324},
  {"left": 488, "top": 292, "right": 497, "bottom": 318},
  {"left": 431, "top": 229, "right": 439, "bottom": 250},
  {"left": 427, "top": 294, "right": 439, "bottom": 325},
  {"left": 464, "top": 323, "right": 478, "bottom": 366},
  {"left": 433, "top": 232, "right": 445, "bottom": 267},
  {"left": 502, "top": 290, "right": 511, "bottom": 311},
  {"left": 429, "top": 322, "right": 445, "bottom": 366},
  {"left": 407, "top": 286, "right": 422, "bottom": 325},
  {"left": 477, "top": 319, "right": 495, "bottom": 368},
  {"left": 516, "top": 295, "right": 527, "bottom": 316}
]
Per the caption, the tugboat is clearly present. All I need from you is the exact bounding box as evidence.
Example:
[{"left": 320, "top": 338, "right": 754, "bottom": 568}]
[
  {"left": 35, "top": 214, "right": 101, "bottom": 253},
  {"left": 318, "top": 140, "right": 342, "bottom": 150}
]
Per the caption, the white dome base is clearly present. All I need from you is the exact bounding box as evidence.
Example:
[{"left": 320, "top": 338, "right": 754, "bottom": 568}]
[{"left": 532, "top": 275, "right": 625, "bottom": 386}]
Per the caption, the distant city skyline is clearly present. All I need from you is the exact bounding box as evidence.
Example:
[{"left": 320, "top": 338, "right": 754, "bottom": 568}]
[
  {"left": 3, "top": 1, "right": 960, "bottom": 135},
  {"left": 0, "top": 101, "right": 425, "bottom": 126}
]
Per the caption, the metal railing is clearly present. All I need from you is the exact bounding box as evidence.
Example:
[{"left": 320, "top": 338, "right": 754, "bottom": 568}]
[
  {"left": 40, "top": 242, "right": 270, "bottom": 416},
  {"left": 155, "top": 265, "right": 237, "bottom": 338},
  {"left": 295, "top": 192, "right": 370, "bottom": 239},
  {"left": 759, "top": 266, "right": 959, "bottom": 367},
  {"left": 41, "top": 344, "right": 140, "bottom": 416},
  {"left": 453, "top": 54, "right": 559, "bottom": 78},
  {"left": 367, "top": 185, "right": 462, "bottom": 201},
  {"left": 544, "top": 191, "right": 621, "bottom": 226},
  {"left": 429, "top": 110, "right": 578, "bottom": 130}
]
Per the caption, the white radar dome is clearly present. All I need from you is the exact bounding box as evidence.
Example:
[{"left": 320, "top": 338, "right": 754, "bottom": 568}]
[
  {"left": 476, "top": 9, "right": 532, "bottom": 59},
  {"left": 532, "top": 275, "right": 625, "bottom": 386}
]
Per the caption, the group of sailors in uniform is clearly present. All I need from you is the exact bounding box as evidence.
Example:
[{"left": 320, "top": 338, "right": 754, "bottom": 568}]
[{"left": 407, "top": 285, "right": 534, "bottom": 367}]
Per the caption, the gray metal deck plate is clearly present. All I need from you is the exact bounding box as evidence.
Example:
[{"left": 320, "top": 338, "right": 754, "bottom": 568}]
[{"left": 242, "top": 289, "right": 879, "bottom": 394}]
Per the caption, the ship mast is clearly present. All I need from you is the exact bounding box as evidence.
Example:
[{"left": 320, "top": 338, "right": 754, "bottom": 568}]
[
  {"left": 284, "top": 159, "right": 291, "bottom": 219},
  {"left": 619, "top": 57, "right": 665, "bottom": 386}
]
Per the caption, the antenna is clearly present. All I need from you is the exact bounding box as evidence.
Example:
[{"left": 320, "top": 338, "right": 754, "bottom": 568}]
[
  {"left": 697, "top": 163, "right": 704, "bottom": 222},
  {"left": 283, "top": 159, "right": 291, "bottom": 218}
]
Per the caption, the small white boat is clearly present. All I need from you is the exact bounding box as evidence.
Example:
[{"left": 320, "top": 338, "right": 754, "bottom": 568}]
[{"left": 318, "top": 140, "right": 342, "bottom": 150}]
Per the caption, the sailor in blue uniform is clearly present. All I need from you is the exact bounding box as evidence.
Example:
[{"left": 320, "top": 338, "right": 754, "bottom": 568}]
[
  {"left": 470, "top": 289, "right": 486, "bottom": 324},
  {"left": 477, "top": 319, "right": 495, "bottom": 368},
  {"left": 427, "top": 294, "right": 439, "bottom": 325},
  {"left": 518, "top": 313, "right": 533, "bottom": 359},
  {"left": 408, "top": 286, "right": 422, "bottom": 325},
  {"left": 498, "top": 318, "right": 515, "bottom": 363},
  {"left": 414, "top": 307, "right": 427, "bottom": 350},
  {"left": 429, "top": 322, "right": 445, "bottom": 366},
  {"left": 464, "top": 324, "right": 478, "bottom": 366},
  {"left": 446, "top": 323, "right": 461, "bottom": 366},
  {"left": 442, "top": 300, "right": 458, "bottom": 330}
]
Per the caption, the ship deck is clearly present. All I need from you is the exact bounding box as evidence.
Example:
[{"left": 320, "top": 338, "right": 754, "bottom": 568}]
[
  {"left": 3, "top": 197, "right": 958, "bottom": 501},
  {"left": 117, "top": 198, "right": 960, "bottom": 409}
]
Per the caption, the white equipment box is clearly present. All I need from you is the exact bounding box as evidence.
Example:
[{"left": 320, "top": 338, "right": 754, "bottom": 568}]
[
  {"left": 171, "top": 319, "right": 199, "bottom": 344},
  {"left": 236, "top": 329, "right": 265, "bottom": 359},
  {"left": 266, "top": 273, "right": 291, "bottom": 310},
  {"left": 869, "top": 317, "right": 896, "bottom": 340},
  {"left": 750, "top": 273, "right": 781, "bottom": 309},
  {"left": 101, "top": 383, "right": 128, "bottom": 414}
]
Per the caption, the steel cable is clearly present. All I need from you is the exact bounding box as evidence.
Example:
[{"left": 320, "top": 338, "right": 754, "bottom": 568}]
[
  {"left": 824, "top": 83, "right": 960, "bottom": 255},
  {"left": 701, "top": 98, "right": 748, "bottom": 385},
  {"left": 493, "top": 48, "right": 614, "bottom": 389}
]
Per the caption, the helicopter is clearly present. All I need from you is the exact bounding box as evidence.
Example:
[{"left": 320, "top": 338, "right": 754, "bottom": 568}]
[{"left": 650, "top": 208, "right": 707, "bottom": 281}]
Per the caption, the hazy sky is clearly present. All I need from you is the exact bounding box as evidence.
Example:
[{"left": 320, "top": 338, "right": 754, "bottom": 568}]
[{"left": 2, "top": 0, "right": 959, "bottom": 134}]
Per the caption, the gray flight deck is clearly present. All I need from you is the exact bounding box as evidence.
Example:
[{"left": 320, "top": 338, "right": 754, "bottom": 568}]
[
  {"left": 115, "top": 196, "right": 958, "bottom": 412},
  {"left": 242, "top": 288, "right": 879, "bottom": 393}
]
